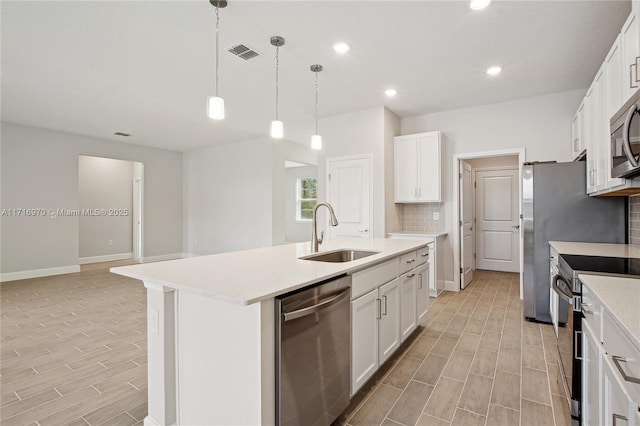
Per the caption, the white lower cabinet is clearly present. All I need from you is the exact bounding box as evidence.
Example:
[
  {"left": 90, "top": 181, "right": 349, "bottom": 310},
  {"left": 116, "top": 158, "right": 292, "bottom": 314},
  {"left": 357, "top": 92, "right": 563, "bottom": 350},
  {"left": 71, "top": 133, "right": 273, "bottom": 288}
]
[
  {"left": 351, "top": 247, "right": 430, "bottom": 395},
  {"left": 416, "top": 263, "right": 429, "bottom": 321},
  {"left": 602, "top": 356, "right": 635, "bottom": 426},
  {"left": 351, "top": 279, "right": 401, "bottom": 394},
  {"left": 399, "top": 272, "right": 417, "bottom": 342},
  {"left": 583, "top": 321, "right": 602, "bottom": 426},
  {"left": 351, "top": 288, "right": 379, "bottom": 394},
  {"left": 378, "top": 279, "right": 401, "bottom": 364}
]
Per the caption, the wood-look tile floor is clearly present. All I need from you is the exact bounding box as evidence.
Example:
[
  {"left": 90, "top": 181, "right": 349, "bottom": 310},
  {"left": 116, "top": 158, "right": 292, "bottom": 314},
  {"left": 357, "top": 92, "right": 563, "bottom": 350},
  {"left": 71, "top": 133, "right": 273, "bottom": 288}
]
[
  {"left": 1, "top": 260, "right": 147, "bottom": 426},
  {"left": 1, "top": 265, "right": 569, "bottom": 426},
  {"left": 337, "top": 270, "right": 571, "bottom": 426}
]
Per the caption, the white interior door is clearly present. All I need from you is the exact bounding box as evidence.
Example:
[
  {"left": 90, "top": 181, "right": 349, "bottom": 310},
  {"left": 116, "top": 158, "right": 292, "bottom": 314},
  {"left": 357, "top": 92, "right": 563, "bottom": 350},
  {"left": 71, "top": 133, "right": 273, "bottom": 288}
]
[
  {"left": 475, "top": 168, "right": 520, "bottom": 273},
  {"left": 327, "top": 156, "right": 371, "bottom": 238},
  {"left": 460, "top": 161, "right": 474, "bottom": 288}
]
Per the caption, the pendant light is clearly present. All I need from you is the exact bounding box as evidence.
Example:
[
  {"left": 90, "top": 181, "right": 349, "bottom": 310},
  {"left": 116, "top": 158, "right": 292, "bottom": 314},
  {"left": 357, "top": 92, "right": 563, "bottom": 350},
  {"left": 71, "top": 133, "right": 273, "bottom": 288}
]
[
  {"left": 270, "top": 36, "right": 285, "bottom": 139},
  {"left": 310, "top": 64, "right": 323, "bottom": 150},
  {"left": 206, "top": 0, "right": 227, "bottom": 120}
]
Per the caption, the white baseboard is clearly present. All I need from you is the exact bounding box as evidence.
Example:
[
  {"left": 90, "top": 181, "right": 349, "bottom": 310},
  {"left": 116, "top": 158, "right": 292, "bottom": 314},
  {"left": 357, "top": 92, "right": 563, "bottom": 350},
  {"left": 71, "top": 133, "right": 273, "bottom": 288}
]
[
  {"left": 143, "top": 416, "right": 161, "bottom": 426},
  {"left": 141, "top": 253, "right": 185, "bottom": 263},
  {"left": 1, "top": 265, "right": 81, "bottom": 283},
  {"left": 445, "top": 280, "right": 458, "bottom": 292},
  {"left": 79, "top": 252, "right": 134, "bottom": 265}
]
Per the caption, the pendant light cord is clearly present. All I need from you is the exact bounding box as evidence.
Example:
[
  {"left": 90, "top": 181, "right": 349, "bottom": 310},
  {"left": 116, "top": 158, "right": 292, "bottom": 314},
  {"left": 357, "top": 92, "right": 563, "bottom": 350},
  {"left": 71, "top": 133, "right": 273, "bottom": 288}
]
[
  {"left": 215, "top": 6, "right": 220, "bottom": 97},
  {"left": 275, "top": 45, "right": 279, "bottom": 120},
  {"left": 315, "top": 71, "right": 319, "bottom": 134}
]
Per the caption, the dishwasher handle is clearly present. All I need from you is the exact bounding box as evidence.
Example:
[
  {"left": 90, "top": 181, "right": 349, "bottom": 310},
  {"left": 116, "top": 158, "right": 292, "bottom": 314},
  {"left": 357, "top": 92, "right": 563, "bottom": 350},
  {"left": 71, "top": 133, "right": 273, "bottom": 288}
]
[{"left": 283, "top": 288, "right": 349, "bottom": 322}]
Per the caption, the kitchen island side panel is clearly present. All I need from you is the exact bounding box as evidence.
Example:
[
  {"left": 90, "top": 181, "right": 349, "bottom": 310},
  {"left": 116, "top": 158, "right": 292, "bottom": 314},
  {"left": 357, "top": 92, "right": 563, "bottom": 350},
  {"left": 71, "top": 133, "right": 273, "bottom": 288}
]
[{"left": 176, "top": 291, "right": 275, "bottom": 425}]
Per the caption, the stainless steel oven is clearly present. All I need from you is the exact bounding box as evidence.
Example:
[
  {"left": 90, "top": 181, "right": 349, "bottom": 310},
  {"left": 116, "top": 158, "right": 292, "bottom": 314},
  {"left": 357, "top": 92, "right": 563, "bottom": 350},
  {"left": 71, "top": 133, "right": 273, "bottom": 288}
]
[
  {"left": 611, "top": 88, "right": 640, "bottom": 178},
  {"left": 552, "top": 254, "right": 640, "bottom": 425}
]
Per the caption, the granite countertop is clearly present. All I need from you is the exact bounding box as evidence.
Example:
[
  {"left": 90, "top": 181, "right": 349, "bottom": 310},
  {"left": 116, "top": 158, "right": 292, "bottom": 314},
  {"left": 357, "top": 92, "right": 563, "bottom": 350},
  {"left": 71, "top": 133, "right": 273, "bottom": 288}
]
[
  {"left": 111, "top": 238, "right": 430, "bottom": 306},
  {"left": 549, "top": 241, "right": 640, "bottom": 258},
  {"left": 579, "top": 273, "right": 640, "bottom": 350}
]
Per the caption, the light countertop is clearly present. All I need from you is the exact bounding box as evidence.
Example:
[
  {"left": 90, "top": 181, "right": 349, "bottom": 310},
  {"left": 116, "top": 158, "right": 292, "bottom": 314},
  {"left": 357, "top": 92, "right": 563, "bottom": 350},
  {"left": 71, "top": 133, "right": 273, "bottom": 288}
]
[
  {"left": 111, "top": 238, "right": 430, "bottom": 306},
  {"left": 388, "top": 231, "right": 448, "bottom": 238},
  {"left": 549, "top": 241, "right": 640, "bottom": 258},
  {"left": 579, "top": 274, "right": 640, "bottom": 350}
]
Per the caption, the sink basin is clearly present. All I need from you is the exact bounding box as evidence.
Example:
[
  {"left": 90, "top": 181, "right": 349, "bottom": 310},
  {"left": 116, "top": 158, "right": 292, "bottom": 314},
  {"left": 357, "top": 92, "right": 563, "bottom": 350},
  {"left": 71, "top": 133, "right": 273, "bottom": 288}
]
[{"left": 300, "top": 249, "right": 380, "bottom": 263}]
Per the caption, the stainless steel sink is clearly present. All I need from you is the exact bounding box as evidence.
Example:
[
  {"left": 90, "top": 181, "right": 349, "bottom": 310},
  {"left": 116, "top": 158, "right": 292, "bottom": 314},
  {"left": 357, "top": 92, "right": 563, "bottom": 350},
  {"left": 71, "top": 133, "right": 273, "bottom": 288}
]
[{"left": 300, "top": 249, "right": 380, "bottom": 263}]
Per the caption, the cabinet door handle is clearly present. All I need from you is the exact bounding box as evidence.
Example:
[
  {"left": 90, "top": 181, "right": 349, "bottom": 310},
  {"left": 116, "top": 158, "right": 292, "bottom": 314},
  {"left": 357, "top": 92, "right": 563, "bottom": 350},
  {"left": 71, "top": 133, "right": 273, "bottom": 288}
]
[
  {"left": 636, "top": 56, "right": 640, "bottom": 82},
  {"left": 612, "top": 413, "right": 628, "bottom": 426},
  {"left": 418, "top": 275, "right": 422, "bottom": 289},
  {"left": 612, "top": 355, "right": 640, "bottom": 384},
  {"left": 406, "top": 259, "right": 416, "bottom": 264},
  {"left": 574, "top": 330, "right": 583, "bottom": 361},
  {"left": 382, "top": 295, "right": 387, "bottom": 316},
  {"left": 631, "top": 63, "right": 638, "bottom": 89},
  {"left": 376, "top": 298, "right": 382, "bottom": 320},
  {"left": 407, "top": 273, "right": 416, "bottom": 278}
]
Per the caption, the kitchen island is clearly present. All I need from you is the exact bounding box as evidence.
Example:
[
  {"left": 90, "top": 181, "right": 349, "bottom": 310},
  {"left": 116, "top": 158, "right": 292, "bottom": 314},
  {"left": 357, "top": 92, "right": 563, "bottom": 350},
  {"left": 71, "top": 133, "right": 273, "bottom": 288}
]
[{"left": 111, "top": 237, "right": 430, "bottom": 426}]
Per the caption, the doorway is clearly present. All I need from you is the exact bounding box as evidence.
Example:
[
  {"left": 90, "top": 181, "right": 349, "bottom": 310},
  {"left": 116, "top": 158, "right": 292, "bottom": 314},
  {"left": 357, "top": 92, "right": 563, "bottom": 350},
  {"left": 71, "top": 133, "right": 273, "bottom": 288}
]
[
  {"left": 453, "top": 149, "right": 525, "bottom": 297},
  {"left": 78, "top": 156, "right": 143, "bottom": 264},
  {"left": 326, "top": 154, "right": 373, "bottom": 239}
]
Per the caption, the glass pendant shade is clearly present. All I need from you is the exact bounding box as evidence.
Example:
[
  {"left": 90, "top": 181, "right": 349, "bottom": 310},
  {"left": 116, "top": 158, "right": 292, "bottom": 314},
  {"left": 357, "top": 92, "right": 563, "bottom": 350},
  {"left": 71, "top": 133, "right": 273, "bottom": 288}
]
[
  {"left": 270, "top": 120, "right": 284, "bottom": 139},
  {"left": 207, "top": 96, "right": 225, "bottom": 120},
  {"left": 310, "top": 134, "right": 322, "bottom": 150}
]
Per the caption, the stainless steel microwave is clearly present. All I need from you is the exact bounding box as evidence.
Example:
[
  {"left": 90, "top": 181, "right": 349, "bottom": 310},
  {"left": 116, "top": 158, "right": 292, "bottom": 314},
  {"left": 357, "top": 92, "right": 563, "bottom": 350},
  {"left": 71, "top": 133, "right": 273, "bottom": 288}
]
[{"left": 611, "top": 88, "right": 640, "bottom": 178}]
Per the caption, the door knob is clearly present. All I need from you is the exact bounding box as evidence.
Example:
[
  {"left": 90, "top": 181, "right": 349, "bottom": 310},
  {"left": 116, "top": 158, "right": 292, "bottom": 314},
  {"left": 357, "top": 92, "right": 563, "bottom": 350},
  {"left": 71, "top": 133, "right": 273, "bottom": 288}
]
[
  {"left": 512, "top": 225, "right": 520, "bottom": 229},
  {"left": 358, "top": 229, "right": 369, "bottom": 233}
]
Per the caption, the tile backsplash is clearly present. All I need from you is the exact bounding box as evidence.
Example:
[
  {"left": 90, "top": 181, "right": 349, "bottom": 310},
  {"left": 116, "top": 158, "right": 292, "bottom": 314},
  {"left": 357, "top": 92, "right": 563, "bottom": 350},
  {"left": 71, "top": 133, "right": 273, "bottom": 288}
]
[
  {"left": 630, "top": 195, "right": 640, "bottom": 247},
  {"left": 400, "top": 196, "right": 640, "bottom": 245},
  {"left": 401, "top": 203, "right": 446, "bottom": 233}
]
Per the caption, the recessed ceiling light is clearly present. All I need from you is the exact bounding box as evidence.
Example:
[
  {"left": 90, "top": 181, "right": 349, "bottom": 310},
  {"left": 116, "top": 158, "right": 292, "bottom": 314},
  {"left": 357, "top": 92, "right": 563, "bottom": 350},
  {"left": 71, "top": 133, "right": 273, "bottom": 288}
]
[
  {"left": 385, "top": 89, "right": 397, "bottom": 97},
  {"left": 486, "top": 66, "right": 502, "bottom": 76},
  {"left": 470, "top": 0, "right": 491, "bottom": 10},
  {"left": 333, "top": 42, "right": 350, "bottom": 54}
]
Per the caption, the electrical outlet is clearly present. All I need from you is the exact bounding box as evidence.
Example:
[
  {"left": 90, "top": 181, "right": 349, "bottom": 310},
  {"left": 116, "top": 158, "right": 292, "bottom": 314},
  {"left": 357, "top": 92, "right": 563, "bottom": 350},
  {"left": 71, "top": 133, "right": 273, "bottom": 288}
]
[
  {"left": 433, "top": 212, "right": 439, "bottom": 221},
  {"left": 108, "top": 240, "right": 113, "bottom": 247},
  {"left": 149, "top": 309, "right": 159, "bottom": 335}
]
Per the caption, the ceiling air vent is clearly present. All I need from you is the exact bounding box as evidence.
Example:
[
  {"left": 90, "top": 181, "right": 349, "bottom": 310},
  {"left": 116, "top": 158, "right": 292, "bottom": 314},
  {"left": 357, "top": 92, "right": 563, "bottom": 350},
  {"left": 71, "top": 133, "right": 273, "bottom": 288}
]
[{"left": 228, "top": 44, "right": 260, "bottom": 61}]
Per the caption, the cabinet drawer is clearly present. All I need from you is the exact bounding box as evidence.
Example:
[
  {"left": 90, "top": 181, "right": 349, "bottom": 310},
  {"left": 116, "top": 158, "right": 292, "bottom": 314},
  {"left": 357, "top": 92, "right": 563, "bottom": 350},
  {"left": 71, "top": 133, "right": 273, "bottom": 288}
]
[
  {"left": 352, "top": 258, "right": 399, "bottom": 300},
  {"left": 399, "top": 251, "right": 418, "bottom": 274},
  {"left": 416, "top": 246, "right": 430, "bottom": 267},
  {"left": 581, "top": 284, "right": 601, "bottom": 340},
  {"left": 602, "top": 310, "right": 640, "bottom": 403}
]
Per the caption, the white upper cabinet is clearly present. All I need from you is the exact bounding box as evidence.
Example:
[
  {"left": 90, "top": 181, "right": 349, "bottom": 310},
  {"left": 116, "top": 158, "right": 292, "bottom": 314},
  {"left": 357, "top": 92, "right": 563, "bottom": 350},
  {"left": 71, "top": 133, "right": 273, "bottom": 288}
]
[
  {"left": 394, "top": 131, "right": 442, "bottom": 203},
  {"left": 580, "top": 7, "right": 640, "bottom": 196},
  {"left": 572, "top": 99, "right": 586, "bottom": 160},
  {"left": 621, "top": 7, "right": 640, "bottom": 104}
]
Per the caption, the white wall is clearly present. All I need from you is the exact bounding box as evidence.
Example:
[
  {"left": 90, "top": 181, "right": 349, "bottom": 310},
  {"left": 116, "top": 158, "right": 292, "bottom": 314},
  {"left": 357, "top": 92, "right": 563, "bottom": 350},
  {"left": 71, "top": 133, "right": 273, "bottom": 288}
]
[
  {"left": 317, "top": 106, "right": 400, "bottom": 238},
  {"left": 0, "top": 123, "right": 183, "bottom": 277},
  {"left": 271, "top": 140, "right": 318, "bottom": 246},
  {"left": 284, "top": 166, "right": 317, "bottom": 243},
  {"left": 400, "top": 89, "right": 585, "bottom": 284},
  {"left": 183, "top": 138, "right": 273, "bottom": 256},
  {"left": 79, "top": 156, "right": 134, "bottom": 259}
]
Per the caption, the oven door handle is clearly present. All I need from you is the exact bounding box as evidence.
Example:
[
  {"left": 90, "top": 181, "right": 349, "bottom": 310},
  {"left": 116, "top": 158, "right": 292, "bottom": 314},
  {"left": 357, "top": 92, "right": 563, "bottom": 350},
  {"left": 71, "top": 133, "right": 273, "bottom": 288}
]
[
  {"left": 622, "top": 103, "right": 639, "bottom": 167},
  {"left": 551, "top": 274, "right": 573, "bottom": 304}
]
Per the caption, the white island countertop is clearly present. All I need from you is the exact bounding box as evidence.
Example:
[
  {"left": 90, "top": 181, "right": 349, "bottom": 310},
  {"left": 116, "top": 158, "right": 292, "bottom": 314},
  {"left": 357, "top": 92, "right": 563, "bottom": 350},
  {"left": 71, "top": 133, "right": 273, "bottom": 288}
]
[
  {"left": 579, "top": 273, "right": 640, "bottom": 349},
  {"left": 111, "top": 238, "right": 430, "bottom": 306},
  {"left": 549, "top": 241, "right": 640, "bottom": 258},
  {"left": 388, "top": 231, "right": 448, "bottom": 238}
]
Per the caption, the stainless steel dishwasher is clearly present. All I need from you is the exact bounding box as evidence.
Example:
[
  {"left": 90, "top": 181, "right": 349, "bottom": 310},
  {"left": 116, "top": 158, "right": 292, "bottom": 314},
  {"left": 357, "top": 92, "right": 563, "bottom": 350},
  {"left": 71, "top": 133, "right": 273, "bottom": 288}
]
[{"left": 275, "top": 275, "right": 351, "bottom": 426}]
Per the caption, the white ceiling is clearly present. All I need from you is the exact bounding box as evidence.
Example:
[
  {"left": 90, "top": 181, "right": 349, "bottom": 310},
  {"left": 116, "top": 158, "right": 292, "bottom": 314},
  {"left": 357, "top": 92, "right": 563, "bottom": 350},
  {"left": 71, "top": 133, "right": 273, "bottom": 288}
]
[{"left": 1, "top": 1, "right": 631, "bottom": 152}]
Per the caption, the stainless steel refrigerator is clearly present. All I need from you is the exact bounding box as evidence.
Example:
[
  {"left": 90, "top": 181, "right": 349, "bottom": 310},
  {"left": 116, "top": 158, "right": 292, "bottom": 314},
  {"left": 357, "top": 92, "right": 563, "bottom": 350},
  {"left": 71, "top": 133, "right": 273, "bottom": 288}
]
[{"left": 522, "top": 161, "right": 626, "bottom": 323}]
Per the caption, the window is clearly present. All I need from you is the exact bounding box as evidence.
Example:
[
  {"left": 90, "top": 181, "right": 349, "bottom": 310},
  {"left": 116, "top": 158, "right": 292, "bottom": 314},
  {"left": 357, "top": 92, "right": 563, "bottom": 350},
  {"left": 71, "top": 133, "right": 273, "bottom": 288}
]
[{"left": 296, "top": 177, "right": 317, "bottom": 221}]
